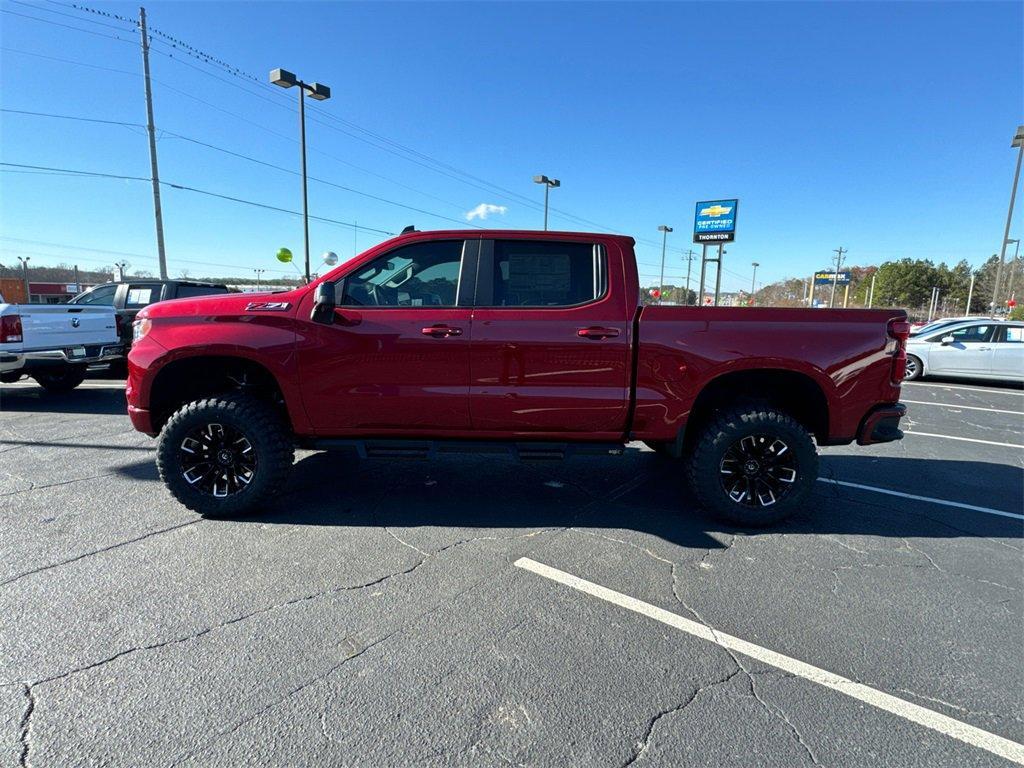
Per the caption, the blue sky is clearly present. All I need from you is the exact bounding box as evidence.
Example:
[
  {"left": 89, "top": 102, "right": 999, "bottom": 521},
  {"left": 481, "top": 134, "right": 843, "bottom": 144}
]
[{"left": 1, "top": 1, "right": 1021, "bottom": 290}]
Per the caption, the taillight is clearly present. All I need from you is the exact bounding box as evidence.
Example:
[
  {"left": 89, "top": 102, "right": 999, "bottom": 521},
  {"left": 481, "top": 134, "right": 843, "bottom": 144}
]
[
  {"left": 0, "top": 315, "right": 23, "bottom": 344},
  {"left": 888, "top": 319, "right": 910, "bottom": 384}
]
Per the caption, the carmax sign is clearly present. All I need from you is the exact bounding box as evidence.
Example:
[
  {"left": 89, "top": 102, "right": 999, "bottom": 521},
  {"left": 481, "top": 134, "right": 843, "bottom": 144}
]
[{"left": 693, "top": 199, "right": 738, "bottom": 243}]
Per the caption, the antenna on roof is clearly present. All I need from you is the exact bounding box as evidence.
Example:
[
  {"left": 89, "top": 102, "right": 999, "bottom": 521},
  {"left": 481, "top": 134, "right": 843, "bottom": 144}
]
[{"left": 401, "top": 225, "right": 417, "bottom": 234}]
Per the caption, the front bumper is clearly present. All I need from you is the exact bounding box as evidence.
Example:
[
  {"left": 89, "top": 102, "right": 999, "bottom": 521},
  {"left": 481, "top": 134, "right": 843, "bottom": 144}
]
[
  {"left": 22, "top": 344, "right": 126, "bottom": 368},
  {"left": 856, "top": 403, "right": 907, "bottom": 446}
]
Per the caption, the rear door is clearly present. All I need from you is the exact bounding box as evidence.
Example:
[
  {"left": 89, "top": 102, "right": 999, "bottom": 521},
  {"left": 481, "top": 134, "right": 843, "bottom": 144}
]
[
  {"left": 298, "top": 238, "right": 477, "bottom": 433},
  {"left": 990, "top": 324, "right": 1024, "bottom": 380},
  {"left": 926, "top": 323, "right": 995, "bottom": 376},
  {"left": 469, "top": 238, "right": 632, "bottom": 436}
]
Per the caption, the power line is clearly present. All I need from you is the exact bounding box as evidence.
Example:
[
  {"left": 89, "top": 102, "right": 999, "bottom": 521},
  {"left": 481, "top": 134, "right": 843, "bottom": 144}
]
[
  {"left": 8, "top": 0, "right": 135, "bottom": 32},
  {"left": 1, "top": 108, "right": 476, "bottom": 227},
  {"left": 0, "top": 162, "right": 396, "bottom": 235},
  {"left": 0, "top": 7, "right": 135, "bottom": 44}
]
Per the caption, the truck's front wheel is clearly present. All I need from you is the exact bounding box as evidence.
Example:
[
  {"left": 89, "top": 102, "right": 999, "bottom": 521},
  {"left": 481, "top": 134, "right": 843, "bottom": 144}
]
[
  {"left": 687, "top": 407, "right": 818, "bottom": 527},
  {"left": 156, "top": 394, "right": 294, "bottom": 517}
]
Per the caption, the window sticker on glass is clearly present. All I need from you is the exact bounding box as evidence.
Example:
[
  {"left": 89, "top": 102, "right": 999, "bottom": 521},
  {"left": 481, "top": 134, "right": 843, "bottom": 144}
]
[
  {"left": 1006, "top": 327, "right": 1023, "bottom": 343},
  {"left": 127, "top": 288, "right": 154, "bottom": 306}
]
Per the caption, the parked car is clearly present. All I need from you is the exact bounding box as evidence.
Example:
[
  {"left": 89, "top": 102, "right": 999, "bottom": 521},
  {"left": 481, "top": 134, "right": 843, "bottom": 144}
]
[
  {"left": 0, "top": 292, "right": 122, "bottom": 391},
  {"left": 69, "top": 279, "right": 233, "bottom": 347},
  {"left": 126, "top": 229, "right": 910, "bottom": 526},
  {"left": 905, "top": 320, "right": 1022, "bottom": 381}
]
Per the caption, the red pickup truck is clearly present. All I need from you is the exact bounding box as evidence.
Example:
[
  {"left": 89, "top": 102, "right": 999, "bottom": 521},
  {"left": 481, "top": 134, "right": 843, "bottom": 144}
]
[{"left": 126, "top": 230, "right": 909, "bottom": 526}]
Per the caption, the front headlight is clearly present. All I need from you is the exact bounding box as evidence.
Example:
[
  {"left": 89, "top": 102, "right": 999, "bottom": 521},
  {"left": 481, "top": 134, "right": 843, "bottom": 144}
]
[{"left": 132, "top": 318, "right": 152, "bottom": 343}]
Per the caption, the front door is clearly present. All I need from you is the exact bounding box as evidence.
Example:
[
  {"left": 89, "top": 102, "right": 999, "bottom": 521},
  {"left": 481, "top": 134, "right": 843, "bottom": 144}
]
[
  {"left": 926, "top": 323, "right": 995, "bottom": 376},
  {"left": 469, "top": 238, "right": 632, "bottom": 436},
  {"left": 298, "top": 239, "right": 476, "bottom": 434}
]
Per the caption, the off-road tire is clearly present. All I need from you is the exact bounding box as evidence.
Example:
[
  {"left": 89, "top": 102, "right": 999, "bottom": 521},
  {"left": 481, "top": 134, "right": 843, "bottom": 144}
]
[
  {"left": 904, "top": 354, "right": 923, "bottom": 381},
  {"left": 32, "top": 365, "right": 87, "bottom": 393},
  {"left": 156, "top": 394, "right": 294, "bottom": 517},
  {"left": 686, "top": 406, "right": 818, "bottom": 527}
]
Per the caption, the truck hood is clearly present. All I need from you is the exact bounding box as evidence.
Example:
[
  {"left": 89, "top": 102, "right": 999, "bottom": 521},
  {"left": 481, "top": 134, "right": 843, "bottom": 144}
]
[{"left": 138, "top": 289, "right": 305, "bottom": 319}]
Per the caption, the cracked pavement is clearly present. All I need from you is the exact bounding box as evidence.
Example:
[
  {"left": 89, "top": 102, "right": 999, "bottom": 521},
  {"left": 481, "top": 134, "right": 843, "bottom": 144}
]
[{"left": 1, "top": 377, "right": 1021, "bottom": 766}]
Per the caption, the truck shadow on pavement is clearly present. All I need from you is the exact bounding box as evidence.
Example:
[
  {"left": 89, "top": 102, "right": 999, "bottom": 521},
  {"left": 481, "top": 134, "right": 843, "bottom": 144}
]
[
  {"left": 123, "top": 451, "right": 1019, "bottom": 551},
  {"left": 0, "top": 385, "right": 127, "bottom": 415}
]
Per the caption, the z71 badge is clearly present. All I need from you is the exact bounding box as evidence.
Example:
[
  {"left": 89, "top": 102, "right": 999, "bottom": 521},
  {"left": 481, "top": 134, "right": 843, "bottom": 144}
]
[{"left": 245, "top": 302, "right": 291, "bottom": 312}]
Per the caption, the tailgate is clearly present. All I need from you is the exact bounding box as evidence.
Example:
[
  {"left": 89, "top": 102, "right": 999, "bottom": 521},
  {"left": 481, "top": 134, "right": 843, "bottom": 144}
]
[{"left": 20, "top": 305, "right": 118, "bottom": 350}]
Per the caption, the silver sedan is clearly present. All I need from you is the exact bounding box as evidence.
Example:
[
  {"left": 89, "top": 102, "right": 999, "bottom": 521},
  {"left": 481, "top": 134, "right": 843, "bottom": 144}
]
[{"left": 904, "top": 320, "right": 1023, "bottom": 382}]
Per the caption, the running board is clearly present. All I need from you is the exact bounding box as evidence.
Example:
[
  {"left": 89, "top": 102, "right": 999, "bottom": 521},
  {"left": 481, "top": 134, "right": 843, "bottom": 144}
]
[{"left": 303, "top": 438, "right": 626, "bottom": 462}]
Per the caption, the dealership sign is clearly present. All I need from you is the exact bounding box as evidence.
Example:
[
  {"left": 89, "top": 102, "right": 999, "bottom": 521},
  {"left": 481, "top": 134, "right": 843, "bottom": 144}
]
[
  {"left": 814, "top": 271, "right": 851, "bottom": 285},
  {"left": 693, "top": 199, "right": 738, "bottom": 243}
]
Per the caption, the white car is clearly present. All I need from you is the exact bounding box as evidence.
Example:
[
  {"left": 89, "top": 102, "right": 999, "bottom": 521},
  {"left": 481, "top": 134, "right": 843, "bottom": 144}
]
[
  {"left": 0, "top": 295, "right": 124, "bottom": 392},
  {"left": 904, "top": 320, "right": 1023, "bottom": 382}
]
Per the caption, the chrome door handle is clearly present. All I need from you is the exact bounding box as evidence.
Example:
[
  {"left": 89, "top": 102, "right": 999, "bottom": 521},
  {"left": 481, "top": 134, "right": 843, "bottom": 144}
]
[
  {"left": 577, "top": 327, "right": 620, "bottom": 340},
  {"left": 421, "top": 325, "right": 462, "bottom": 338}
]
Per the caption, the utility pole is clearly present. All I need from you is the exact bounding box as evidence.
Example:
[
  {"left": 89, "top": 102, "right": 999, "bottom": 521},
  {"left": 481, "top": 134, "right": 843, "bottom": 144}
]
[
  {"left": 17, "top": 256, "right": 30, "bottom": 303},
  {"left": 253, "top": 268, "right": 266, "bottom": 291},
  {"left": 808, "top": 275, "right": 815, "bottom": 307},
  {"left": 750, "top": 262, "right": 759, "bottom": 296},
  {"left": 829, "top": 247, "right": 847, "bottom": 307},
  {"left": 139, "top": 7, "right": 167, "bottom": 279},
  {"left": 966, "top": 271, "right": 975, "bottom": 316},
  {"left": 683, "top": 249, "right": 696, "bottom": 305},
  {"left": 868, "top": 272, "right": 876, "bottom": 308},
  {"left": 657, "top": 225, "right": 673, "bottom": 304},
  {"left": 992, "top": 126, "right": 1024, "bottom": 317}
]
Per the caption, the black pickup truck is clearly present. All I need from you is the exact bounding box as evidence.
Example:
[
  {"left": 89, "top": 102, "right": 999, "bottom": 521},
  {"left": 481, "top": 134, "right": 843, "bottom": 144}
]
[{"left": 70, "top": 280, "right": 233, "bottom": 347}]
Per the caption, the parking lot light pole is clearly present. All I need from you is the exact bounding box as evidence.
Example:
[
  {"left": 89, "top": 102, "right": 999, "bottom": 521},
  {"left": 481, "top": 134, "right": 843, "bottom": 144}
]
[
  {"left": 17, "top": 256, "right": 29, "bottom": 303},
  {"left": 1005, "top": 238, "right": 1021, "bottom": 305},
  {"left": 533, "top": 175, "right": 560, "bottom": 230},
  {"left": 253, "top": 268, "right": 266, "bottom": 291},
  {"left": 657, "top": 225, "right": 673, "bottom": 304},
  {"left": 991, "top": 125, "right": 1024, "bottom": 317},
  {"left": 270, "top": 68, "right": 331, "bottom": 283},
  {"left": 750, "top": 262, "right": 759, "bottom": 296}
]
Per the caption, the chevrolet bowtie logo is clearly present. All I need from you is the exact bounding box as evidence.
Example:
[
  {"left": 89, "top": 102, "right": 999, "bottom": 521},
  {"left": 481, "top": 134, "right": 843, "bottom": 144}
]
[{"left": 700, "top": 204, "right": 733, "bottom": 217}]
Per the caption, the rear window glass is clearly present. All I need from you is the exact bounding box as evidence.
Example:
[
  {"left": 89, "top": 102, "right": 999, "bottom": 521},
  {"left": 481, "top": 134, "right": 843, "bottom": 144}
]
[
  {"left": 1004, "top": 326, "right": 1023, "bottom": 343},
  {"left": 489, "top": 241, "right": 604, "bottom": 307}
]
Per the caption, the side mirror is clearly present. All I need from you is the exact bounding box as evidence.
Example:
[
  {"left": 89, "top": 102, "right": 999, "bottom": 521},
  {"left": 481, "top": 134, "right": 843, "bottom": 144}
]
[
  {"left": 940, "top": 335, "right": 955, "bottom": 345},
  {"left": 311, "top": 282, "right": 336, "bottom": 325}
]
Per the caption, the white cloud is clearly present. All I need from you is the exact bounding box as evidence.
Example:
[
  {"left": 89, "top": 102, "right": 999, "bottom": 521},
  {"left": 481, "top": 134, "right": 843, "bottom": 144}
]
[{"left": 465, "top": 203, "right": 508, "bottom": 221}]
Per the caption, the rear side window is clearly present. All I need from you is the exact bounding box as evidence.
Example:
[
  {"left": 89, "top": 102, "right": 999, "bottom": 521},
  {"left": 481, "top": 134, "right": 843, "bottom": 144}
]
[
  {"left": 488, "top": 240, "right": 605, "bottom": 307},
  {"left": 125, "top": 285, "right": 158, "bottom": 308},
  {"left": 1001, "top": 325, "right": 1023, "bottom": 343},
  {"left": 176, "top": 285, "right": 228, "bottom": 299}
]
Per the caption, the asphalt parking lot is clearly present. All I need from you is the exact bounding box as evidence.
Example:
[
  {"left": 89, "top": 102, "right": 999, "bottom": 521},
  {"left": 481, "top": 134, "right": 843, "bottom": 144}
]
[{"left": 1, "top": 375, "right": 1021, "bottom": 767}]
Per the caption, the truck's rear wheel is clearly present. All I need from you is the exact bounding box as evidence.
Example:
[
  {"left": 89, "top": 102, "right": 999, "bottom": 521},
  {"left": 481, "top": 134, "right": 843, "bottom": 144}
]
[
  {"left": 32, "top": 365, "right": 86, "bottom": 393},
  {"left": 156, "top": 394, "right": 294, "bottom": 517},
  {"left": 686, "top": 406, "right": 818, "bottom": 527}
]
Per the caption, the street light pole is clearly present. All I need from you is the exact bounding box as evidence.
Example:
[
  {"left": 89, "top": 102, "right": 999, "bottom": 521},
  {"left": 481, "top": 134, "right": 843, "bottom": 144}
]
[
  {"left": 254, "top": 268, "right": 266, "bottom": 291},
  {"left": 17, "top": 256, "right": 29, "bottom": 303},
  {"left": 750, "top": 262, "right": 759, "bottom": 296},
  {"left": 270, "top": 69, "right": 331, "bottom": 283},
  {"left": 966, "top": 271, "right": 976, "bottom": 316},
  {"left": 532, "top": 175, "right": 560, "bottom": 230},
  {"left": 829, "top": 247, "right": 847, "bottom": 308},
  {"left": 657, "top": 225, "right": 673, "bottom": 304},
  {"left": 868, "top": 271, "right": 876, "bottom": 308},
  {"left": 1005, "top": 238, "right": 1021, "bottom": 306},
  {"left": 991, "top": 125, "right": 1024, "bottom": 317}
]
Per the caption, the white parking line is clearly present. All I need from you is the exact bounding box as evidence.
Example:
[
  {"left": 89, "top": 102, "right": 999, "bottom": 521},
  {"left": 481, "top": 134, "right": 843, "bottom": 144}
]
[
  {"left": 901, "top": 399, "right": 1023, "bottom": 416},
  {"left": 817, "top": 478, "right": 1024, "bottom": 521},
  {"left": 903, "top": 382, "right": 1023, "bottom": 396},
  {"left": 514, "top": 557, "right": 1024, "bottom": 766},
  {"left": 904, "top": 431, "right": 1024, "bottom": 449}
]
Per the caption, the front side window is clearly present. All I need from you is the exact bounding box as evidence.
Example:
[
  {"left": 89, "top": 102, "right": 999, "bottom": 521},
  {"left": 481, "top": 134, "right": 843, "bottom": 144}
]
[
  {"left": 488, "top": 240, "right": 604, "bottom": 307},
  {"left": 340, "top": 241, "right": 463, "bottom": 307},
  {"left": 74, "top": 284, "right": 116, "bottom": 306},
  {"left": 929, "top": 324, "right": 994, "bottom": 344}
]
